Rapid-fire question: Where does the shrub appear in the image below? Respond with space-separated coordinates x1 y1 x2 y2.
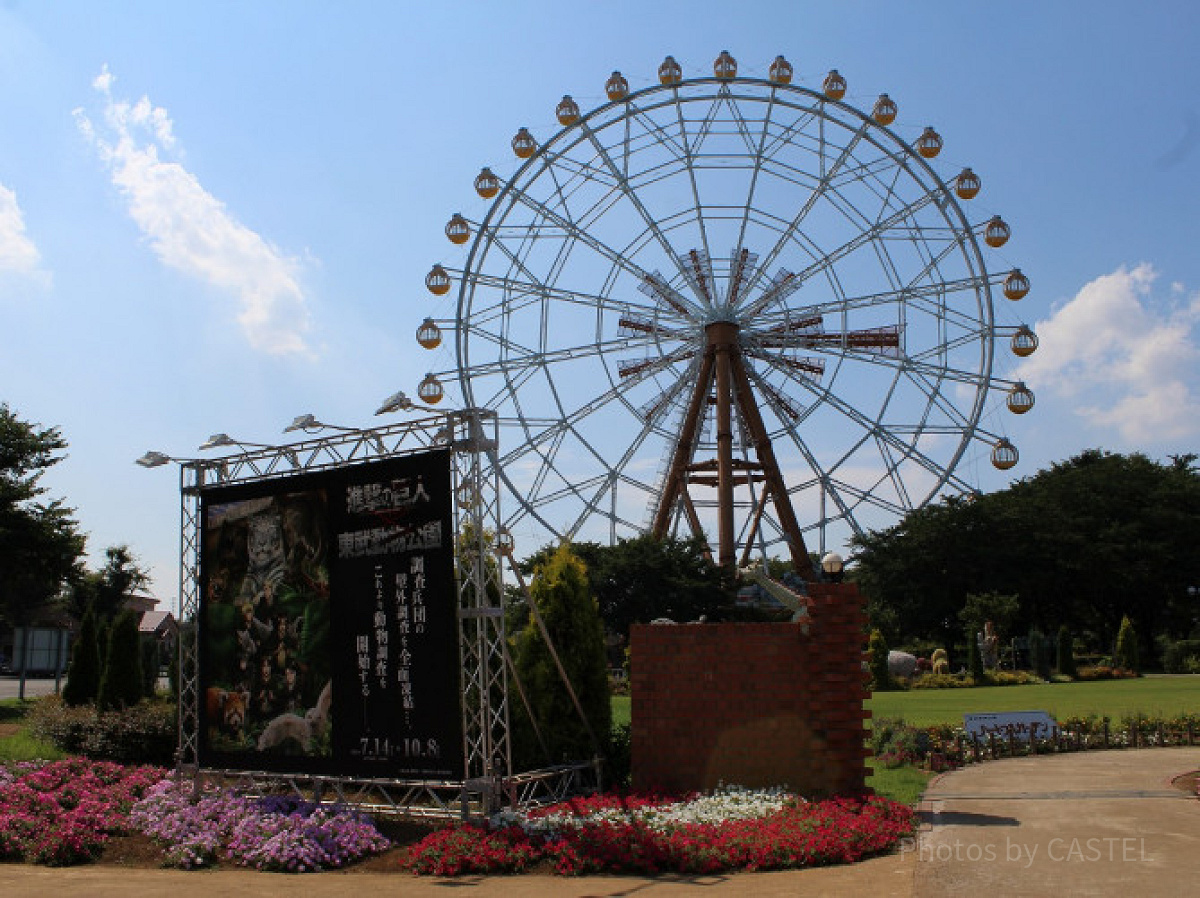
1162 639 1200 674
98 610 144 710
867 629 893 691
511 544 611 769
870 717 930 767
1056 626 1077 678
967 630 985 682
605 722 631 788
1028 627 1052 680
1075 665 1138 681
62 606 101 707
984 670 1044 686
28 696 177 764
910 672 975 689
1114 616 1139 674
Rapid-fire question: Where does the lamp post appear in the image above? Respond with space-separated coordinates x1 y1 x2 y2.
283 414 385 453
820 552 845 583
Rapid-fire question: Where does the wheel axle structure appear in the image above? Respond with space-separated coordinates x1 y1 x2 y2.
402 52 1037 574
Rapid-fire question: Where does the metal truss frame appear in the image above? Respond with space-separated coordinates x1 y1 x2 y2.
173 409 594 818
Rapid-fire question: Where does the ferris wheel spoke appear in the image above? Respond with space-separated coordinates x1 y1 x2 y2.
579 120 698 291
493 178 669 294
463 270 689 324
492 356 686 473
746 122 872 296
766 359 958 490
563 409 662 537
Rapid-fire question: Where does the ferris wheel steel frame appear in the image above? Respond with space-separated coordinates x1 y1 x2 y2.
418 55 1033 573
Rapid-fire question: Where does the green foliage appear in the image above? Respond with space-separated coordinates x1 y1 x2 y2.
1161 639 1200 674
0 403 85 627
519 534 734 641
605 722 632 788
959 592 1020 644
62 605 101 706
1057 625 1077 677
97 609 144 710
27 695 176 764
967 630 985 682
867 629 893 691
1028 627 1052 680
64 544 149 623
910 672 975 689
139 636 160 696
511 544 612 769
0 727 65 762
853 450 1200 657
1114 615 1139 673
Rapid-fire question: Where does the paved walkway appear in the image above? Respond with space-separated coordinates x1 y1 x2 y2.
0 748 1195 896
914 747 1200 897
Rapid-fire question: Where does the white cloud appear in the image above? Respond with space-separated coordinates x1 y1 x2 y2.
0 182 45 277
75 65 311 355
1016 264 1200 442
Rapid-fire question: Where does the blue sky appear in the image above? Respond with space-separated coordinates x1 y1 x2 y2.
2 2 1198 608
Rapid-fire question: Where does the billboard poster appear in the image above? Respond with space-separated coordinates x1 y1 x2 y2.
198 450 463 779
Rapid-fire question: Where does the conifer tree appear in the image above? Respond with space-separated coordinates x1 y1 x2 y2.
867 629 892 691
1115 615 1139 673
62 605 101 706
1056 625 1077 678
511 544 611 768
97 609 144 710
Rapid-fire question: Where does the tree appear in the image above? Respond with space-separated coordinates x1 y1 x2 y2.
511 544 611 768
97 609 144 710
1115 615 1139 673
1028 627 1052 680
853 450 1200 660
1056 625 1077 678
62 605 101 706
0 404 85 626
959 592 1020 649
867 629 892 691
519 535 735 642
66 545 150 623
967 631 985 682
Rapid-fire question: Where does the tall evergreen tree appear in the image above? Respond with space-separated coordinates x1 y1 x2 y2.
1056 625 1077 678
97 609 144 710
511 544 611 768
62 605 101 706
1115 615 1140 673
867 629 892 691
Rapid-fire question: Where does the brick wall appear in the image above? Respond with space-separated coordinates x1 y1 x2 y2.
630 582 870 796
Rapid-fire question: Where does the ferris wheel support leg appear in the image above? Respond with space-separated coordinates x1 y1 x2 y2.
727 345 816 580
651 346 717 540
711 323 738 570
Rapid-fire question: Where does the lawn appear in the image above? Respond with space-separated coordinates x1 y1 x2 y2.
867 674 1200 727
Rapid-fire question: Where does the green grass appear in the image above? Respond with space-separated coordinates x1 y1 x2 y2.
868 675 1200 727
867 759 934 806
0 730 64 762
0 698 63 761
612 694 631 728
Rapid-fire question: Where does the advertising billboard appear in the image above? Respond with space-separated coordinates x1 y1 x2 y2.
198 449 463 779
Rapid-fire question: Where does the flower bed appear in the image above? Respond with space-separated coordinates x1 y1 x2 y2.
873 713 1200 772
129 781 392 871
0 758 166 865
400 785 916 876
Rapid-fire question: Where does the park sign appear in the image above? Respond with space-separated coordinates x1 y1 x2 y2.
197 449 463 779
964 711 1059 742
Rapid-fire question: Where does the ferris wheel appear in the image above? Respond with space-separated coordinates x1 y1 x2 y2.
406 52 1038 573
